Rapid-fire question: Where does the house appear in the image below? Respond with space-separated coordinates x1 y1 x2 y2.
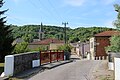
76 42 90 58
70 42 78 55
12 38 24 45
28 38 64 50
90 30 119 60
70 41 90 58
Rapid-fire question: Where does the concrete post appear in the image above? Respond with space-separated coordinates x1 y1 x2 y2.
4 55 14 76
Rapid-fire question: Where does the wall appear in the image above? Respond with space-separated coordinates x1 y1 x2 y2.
4 52 40 76
96 37 110 57
75 42 90 58
71 47 76 54
90 37 95 60
76 47 80 56
76 44 82 57
108 52 120 70
83 42 90 57
114 57 120 80
50 43 64 50
28 44 49 50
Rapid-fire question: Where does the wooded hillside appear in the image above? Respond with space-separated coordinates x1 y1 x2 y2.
11 25 113 43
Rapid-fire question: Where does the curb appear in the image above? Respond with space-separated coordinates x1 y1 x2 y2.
41 60 73 69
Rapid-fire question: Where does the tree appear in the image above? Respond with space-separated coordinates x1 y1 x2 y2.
106 35 120 52
57 44 72 52
57 44 72 60
114 4 120 30
13 42 29 54
0 0 15 62
106 4 120 52
69 37 80 43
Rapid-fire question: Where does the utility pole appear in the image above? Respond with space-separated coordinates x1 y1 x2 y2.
62 22 68 44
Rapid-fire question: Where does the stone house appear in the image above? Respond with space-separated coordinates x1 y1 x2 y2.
12 38 24 45
70 42 90 58
76 42 90 58
28 38 64 50
70 43 78 55
90 30 119 60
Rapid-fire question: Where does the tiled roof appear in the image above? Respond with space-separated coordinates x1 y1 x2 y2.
94 30 119 37
30 38 64 45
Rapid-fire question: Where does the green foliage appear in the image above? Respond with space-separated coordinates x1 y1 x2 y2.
0 0 15 62
10 24 113 43
114 4 120 30
57 44 72 52
106 35 120 52
13 42 30 54
106 4 120 53
69 37 80 43
71 27 113 42
38 47 47 51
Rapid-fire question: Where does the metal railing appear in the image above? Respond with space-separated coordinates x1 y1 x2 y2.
40 50 64 65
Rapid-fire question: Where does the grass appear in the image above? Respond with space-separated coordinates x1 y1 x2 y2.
0 63 4 74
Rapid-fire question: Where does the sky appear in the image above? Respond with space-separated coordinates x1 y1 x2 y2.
2 0 120 29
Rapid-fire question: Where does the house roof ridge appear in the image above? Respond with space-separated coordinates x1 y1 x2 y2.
94 30 119 37
30 38 64 45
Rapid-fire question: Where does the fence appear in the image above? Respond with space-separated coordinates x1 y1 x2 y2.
40 50 64 64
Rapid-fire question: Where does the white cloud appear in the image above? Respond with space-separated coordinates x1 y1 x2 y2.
64 0 86 7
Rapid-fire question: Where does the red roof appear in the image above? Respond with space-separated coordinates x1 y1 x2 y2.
30 38 64 45
94 30 119 37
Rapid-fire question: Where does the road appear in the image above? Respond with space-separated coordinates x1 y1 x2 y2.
29 60 102 80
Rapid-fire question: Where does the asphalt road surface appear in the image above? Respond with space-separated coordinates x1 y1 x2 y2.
29 60 102 80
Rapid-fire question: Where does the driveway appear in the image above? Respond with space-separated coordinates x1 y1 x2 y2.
29 60 101 80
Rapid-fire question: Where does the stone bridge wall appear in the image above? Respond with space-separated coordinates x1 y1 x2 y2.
13 52 40 75
4 52 40 76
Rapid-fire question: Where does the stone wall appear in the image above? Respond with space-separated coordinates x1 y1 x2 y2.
13 52 40 75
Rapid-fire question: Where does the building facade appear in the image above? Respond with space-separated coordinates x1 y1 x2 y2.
90 31 119 60
28 38 64 50
71 42 90 58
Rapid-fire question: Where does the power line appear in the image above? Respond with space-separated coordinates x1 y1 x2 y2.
5 14 27 25
28 0 43 20
29 0 39 9
28 0 52 22
47 0 64 21
28 0 60 23
37 0 61 22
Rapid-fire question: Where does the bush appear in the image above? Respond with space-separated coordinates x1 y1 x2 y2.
57 44 72 60
13 42 30 54
106 4 120 53
57 44 72 52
